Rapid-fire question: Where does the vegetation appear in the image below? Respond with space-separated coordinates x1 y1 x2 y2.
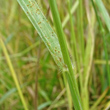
0 0 110 110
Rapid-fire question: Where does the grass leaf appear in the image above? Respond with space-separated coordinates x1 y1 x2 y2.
17 0 64 70
95 0 110 31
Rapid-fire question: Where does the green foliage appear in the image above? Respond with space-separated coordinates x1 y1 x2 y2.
0 0 110 110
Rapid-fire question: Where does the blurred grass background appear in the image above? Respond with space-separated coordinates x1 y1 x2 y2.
0 0 110 110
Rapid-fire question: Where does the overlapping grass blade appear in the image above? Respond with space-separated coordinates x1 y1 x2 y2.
95 0 110 31
17 0 64 70
17 0 83 109
62 1 79 28
91 0 110 90
48 0 83 110
90 87 109 110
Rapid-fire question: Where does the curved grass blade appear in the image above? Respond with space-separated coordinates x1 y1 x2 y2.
17 0 65 70
0 82 28 105
95 0 110 31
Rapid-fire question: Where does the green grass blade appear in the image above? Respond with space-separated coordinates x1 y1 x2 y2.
82 3 95 109
77 0 85 62
63 73 73 110
65 72 82 110
0 82 28 105
38 101 51 110
95 0 110 31
62 1 79 28
67 0 83 91
17 0 64 70
48 0 83 110
17 0 83 109
0 38 28 110
90 87 109 110
0 41 39 60
91 0 110 90
0 88 17 105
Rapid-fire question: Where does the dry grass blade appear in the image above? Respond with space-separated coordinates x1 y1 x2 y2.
90 87 109 110
0 36 28 110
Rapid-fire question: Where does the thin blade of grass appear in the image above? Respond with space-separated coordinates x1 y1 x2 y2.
90 87 109 110
77 0 85 62
91 0 110 91
95 0 110 31
0 82 28 105
48 0 83 110
82 2 95 109
38 101 51 110
62 1 79 28
0 37 28 110
67 0 83 91
67 0 83 109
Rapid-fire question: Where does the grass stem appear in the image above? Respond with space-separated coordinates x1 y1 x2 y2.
48 0 83 109
91 0 110 90
0 37 28 110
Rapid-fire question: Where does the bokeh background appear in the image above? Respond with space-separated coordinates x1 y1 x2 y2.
0 0 110 110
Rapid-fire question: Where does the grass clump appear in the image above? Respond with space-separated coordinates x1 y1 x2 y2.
0 0 110 110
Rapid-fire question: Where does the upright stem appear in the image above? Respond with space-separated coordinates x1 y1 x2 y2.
91 0 110 90
34 40 41 110
48 0 83 110
77 0 85 62
67 0 83 92
62 72 72 110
